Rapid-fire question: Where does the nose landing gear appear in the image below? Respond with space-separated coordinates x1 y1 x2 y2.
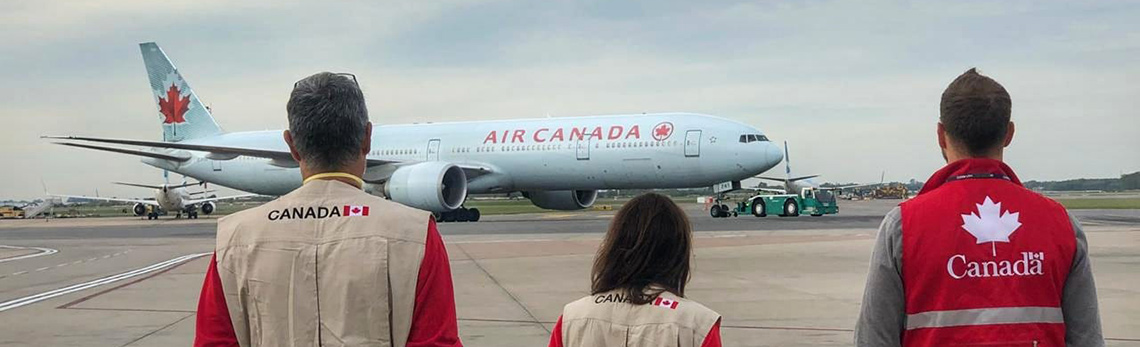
708 194 734 218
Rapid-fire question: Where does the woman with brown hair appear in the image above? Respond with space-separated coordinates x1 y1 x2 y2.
547 193 722 347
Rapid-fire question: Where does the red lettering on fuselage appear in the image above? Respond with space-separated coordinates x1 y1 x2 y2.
607 126 623 140
481 125 644 144
589 126 603 140
570 128 585 141
533 128 549 143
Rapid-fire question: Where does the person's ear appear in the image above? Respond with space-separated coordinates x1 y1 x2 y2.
361 122 373 155
1003 121 1015 148
283 130 302 162
937 123 948 150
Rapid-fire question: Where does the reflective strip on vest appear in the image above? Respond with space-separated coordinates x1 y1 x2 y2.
906 307 1063 330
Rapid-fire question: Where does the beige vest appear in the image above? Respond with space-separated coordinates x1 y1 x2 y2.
561 290 721 347
215 180 429 347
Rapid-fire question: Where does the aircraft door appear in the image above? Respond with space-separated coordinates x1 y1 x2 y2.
427 139 440 161
684 130 701 157
576 136 590 160
212 160 222 172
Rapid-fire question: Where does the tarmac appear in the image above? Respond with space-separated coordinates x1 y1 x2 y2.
0 199 1137 346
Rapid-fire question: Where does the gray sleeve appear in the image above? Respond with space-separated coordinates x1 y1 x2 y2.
855 207 906 347
1062 213 1105 347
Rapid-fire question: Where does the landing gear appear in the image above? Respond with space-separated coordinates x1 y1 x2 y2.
709 203 731 218
147 212 158 220
188 211 199 219
435 207 481 223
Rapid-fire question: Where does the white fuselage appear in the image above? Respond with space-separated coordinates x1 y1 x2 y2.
143 113 783 197
154 187 190 212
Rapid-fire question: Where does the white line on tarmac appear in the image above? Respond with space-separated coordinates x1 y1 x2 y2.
0 252 209 312
0 245 58 263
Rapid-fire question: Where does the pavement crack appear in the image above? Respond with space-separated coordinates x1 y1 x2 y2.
455 244 550 333
120 312 194 347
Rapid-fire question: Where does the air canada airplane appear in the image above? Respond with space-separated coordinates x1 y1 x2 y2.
52 179 254 219
46 42 784 222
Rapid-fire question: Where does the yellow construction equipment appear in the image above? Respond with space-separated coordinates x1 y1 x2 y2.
0 206 26 219
873 184 910 199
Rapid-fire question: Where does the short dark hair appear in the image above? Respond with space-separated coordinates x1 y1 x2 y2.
591 193 692 305
940 68 1012 155
286 72 369 171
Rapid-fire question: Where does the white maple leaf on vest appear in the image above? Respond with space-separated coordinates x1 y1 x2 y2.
961 196 1022 256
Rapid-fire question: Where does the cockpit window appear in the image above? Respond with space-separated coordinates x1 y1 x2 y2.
740 134 770 143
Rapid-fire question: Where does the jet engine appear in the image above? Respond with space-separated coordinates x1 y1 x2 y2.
384 162 468 212
201 201 216 215
524 190 598 210
132 203 147 216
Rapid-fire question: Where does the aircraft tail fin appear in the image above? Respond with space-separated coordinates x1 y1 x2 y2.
139 42 223 142
784 141 791 180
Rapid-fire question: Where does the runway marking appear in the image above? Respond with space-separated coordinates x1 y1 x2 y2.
0 250 132 279
538 213 576 220
0 245 58 263
58 253 202 310
0 252 208 312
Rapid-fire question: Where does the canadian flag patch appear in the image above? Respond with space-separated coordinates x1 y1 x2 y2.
345 205 370 217
653 297 679 310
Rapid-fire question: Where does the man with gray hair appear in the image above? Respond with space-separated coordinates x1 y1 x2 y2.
193 72 463 347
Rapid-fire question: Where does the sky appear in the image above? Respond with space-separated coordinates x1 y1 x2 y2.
1 1 1138 200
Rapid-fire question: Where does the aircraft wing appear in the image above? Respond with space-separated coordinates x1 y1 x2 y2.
47 135 495 183
49 194 158 206
185 193 260 205
52 142 191 162
44 135 403 168
818 183 883 191
742 187 788 194
755 175 819 182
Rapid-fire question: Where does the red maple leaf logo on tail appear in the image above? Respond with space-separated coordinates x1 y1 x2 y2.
159 83 190 124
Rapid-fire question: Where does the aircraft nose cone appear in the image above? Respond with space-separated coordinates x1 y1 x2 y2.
766 143 783 169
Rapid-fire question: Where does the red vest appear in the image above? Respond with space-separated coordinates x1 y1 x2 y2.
900 159 1074 347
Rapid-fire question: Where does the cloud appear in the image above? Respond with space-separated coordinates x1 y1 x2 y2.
1 1 1138 199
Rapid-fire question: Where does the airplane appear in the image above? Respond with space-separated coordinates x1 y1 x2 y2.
51 177 254 219
45 42 785 222
753 141 881 195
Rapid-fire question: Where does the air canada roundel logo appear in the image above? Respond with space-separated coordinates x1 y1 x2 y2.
652 122 674 141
